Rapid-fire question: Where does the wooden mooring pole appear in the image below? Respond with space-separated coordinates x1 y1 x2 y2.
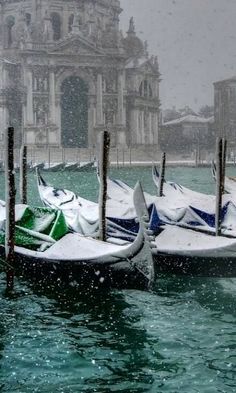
158 152 166 197
19 145 27 204
215 138 223 236
5 127 15 290
98 130 110 242
221 138 227 194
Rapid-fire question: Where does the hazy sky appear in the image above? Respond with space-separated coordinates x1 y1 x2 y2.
120 0 236 111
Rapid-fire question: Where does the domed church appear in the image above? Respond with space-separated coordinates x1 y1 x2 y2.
0 0 160 148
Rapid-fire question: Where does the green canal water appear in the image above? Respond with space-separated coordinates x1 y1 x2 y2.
0 166 236 392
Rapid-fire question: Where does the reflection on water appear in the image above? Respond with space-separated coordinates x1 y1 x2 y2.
0 167 235 392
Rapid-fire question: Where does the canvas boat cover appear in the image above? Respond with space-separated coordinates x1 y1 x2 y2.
0 204 68 251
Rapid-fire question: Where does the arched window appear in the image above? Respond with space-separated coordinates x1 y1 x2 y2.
5 15 15 47
139 80 153 98
51 12 61 40
26 13 31 26
68 14 74 32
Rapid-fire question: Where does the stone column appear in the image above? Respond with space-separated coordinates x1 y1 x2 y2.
0 65 7 89
153 112 159 145
25 69 34 124
0 105 9 141
55 92 61 145
88 96 96 147
139 111 144 144
0 67 8 139
49 70 56 124
135 110 140 144
0 63 9 139
96 73 103 125
117 70 125 125
154 80 159 98
149 112 153 144
62 11 69 37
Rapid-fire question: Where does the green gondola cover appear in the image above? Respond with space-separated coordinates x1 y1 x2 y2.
0 206 69 250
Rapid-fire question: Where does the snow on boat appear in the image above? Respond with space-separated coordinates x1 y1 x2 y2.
76 161 96 172
152 164 217 207
36 170 158 241
64 162 79 172
0 183 148 286
148 223 236 277
64 161 95 172
43 162 66 172
152 165 236 236
37 167 236 240
28 162 45 172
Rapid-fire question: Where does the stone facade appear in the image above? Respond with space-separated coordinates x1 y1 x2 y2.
0 0 160 148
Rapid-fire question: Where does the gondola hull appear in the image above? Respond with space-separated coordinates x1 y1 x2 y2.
0 245 148 289
76 162 95 172
43 163 66 172
0 247 148 289
150 225 236 278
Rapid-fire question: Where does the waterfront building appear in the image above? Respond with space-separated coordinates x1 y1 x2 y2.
0 0 160 148
214 77 236 147
160 114 214 155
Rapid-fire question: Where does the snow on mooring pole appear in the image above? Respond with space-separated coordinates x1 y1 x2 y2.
19 145 27 204
98 130 110 242
215 138 223 236
5 127 16 290
158 152 166 197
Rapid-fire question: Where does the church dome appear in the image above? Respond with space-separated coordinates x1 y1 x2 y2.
122 35 144 57
122 17 144 57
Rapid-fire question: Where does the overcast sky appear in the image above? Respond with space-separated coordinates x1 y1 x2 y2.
120 0 236 111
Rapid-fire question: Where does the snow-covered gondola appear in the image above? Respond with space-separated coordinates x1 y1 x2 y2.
36 169 158 241
28 162 45 172
37 166 236 240
64 161 95 172
152 164 216 205
152 165 236 234
76 161 95 172
43 162 66 172
64 162 79 172
36 164 236 241
148 224 236 277
0 183 148 286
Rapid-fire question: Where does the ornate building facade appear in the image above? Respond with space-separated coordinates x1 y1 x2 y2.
0 0 160 148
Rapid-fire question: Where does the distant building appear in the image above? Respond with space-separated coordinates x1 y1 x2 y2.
0 0 161 148
160 115 214 154
214 77 236 146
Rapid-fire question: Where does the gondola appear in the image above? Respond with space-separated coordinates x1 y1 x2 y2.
0 183 148 287
75 161 96 172
152 165 236 235
152 164 217 205
64 162 80 172
38 163 236 237
36 167 236 239
148 223 236 277
43 162 66 172
28 162 45 172
36 169 158 241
